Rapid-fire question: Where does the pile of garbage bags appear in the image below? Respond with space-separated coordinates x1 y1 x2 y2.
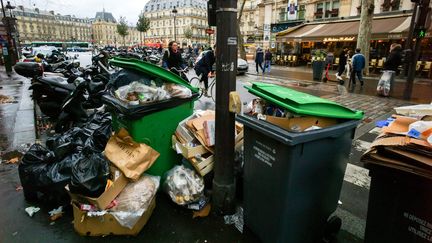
19 112 112 205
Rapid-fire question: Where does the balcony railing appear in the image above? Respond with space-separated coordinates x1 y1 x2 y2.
278 11 306 22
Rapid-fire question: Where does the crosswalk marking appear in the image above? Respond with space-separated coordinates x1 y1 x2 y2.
344 163 371 189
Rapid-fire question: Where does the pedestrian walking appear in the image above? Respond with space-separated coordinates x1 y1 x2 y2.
336 47 349 84
350 48 366 86
263 49 272 73
255 47 264 74
377 43 402 96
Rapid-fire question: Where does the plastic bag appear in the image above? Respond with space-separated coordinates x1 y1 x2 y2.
115 81 171 104
165 84 192 99
69 150 110 198
111 175 160 229
163 165 205 205
109 69 154 89
377 70 394 97
18 144 77 203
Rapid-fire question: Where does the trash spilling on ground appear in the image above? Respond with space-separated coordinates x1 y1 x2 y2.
25 206 40 217
164 165 204 206
18 112 112 205
172 110 243 177
48 206 64 221
224 207 244 234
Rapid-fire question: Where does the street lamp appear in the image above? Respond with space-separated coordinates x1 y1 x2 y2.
172 6 177 41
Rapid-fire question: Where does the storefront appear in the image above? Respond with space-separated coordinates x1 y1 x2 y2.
275 15 431 65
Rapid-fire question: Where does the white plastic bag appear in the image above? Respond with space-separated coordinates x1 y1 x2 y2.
163 165 205 205
377 70 394 97
110 174 160 229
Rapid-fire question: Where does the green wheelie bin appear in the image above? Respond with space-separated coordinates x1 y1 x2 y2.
237 82 363 243
102 57 199 177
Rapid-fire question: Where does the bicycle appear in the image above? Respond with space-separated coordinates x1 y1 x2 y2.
169 67 216 101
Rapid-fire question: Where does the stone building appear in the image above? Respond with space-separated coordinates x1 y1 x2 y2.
12 5 92 44
143 0 208 46
92 10 141 47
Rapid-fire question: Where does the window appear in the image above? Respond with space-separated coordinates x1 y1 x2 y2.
298 5 306 20
315 1 339 19
315 3 324 19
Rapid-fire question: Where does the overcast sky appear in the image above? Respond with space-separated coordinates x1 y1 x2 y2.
12 0 150 25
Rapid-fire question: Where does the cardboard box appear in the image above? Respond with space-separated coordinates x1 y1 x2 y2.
172 135 209 159
188 153 214 177
67 166 129 210
72 196 156 236
263 115 338 131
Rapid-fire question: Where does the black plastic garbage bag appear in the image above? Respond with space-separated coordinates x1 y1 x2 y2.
85 121 112 153
18 144 76 204
108 68 153 90
46 127 84 160
69 149 110 198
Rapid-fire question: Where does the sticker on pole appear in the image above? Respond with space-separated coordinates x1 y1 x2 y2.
227 37 237 46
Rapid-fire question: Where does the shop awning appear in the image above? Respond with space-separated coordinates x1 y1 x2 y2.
276 15 420 42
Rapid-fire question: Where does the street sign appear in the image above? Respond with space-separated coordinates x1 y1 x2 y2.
206 28 215 35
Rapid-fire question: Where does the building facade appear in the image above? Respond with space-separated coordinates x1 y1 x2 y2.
92 10 141 47
12 6 92 44
238 0 260 46
143 0 208 46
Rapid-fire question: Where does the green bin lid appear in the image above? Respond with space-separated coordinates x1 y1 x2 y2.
245 82 364 120
109 57 199 93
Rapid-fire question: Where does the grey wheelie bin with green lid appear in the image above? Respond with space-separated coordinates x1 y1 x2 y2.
237 82 364 243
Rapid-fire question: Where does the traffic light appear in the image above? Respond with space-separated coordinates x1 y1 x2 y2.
414 28 427 38
208 0 216 27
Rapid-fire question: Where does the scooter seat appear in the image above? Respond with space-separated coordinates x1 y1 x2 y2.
38 76 76 91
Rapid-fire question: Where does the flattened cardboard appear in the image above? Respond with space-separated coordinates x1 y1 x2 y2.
67 166 129 210
72 197 156 236
264 115 338 131
382 115 417 135
172 135 209 159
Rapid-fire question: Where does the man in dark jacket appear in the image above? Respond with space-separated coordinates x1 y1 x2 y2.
384 43 402 72
162 41 185 75
263 49 272 73
255 47 264 74
336 47 349 81
194 47 215 95
351 48 366 86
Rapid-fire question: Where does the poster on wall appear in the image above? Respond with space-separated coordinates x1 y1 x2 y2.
263 24 271 43
288 0 298 20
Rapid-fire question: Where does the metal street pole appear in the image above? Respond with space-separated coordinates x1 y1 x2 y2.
403 0 430 100
403 3 418 77
172 7 177 41
213 0 237 215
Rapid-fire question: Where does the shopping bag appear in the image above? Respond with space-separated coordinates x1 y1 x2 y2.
104 128 160 181
377 70 394 97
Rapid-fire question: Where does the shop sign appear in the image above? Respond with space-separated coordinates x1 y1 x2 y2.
388 33 403 39
323 37 355 42
246 36 255 43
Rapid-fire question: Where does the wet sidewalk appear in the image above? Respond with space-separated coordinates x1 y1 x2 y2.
0 67 35 152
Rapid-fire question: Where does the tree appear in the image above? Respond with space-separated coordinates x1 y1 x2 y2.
237 0 247 60
356 0 374 75
117 16 129 47
184 27 193 45
136 12 150 46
